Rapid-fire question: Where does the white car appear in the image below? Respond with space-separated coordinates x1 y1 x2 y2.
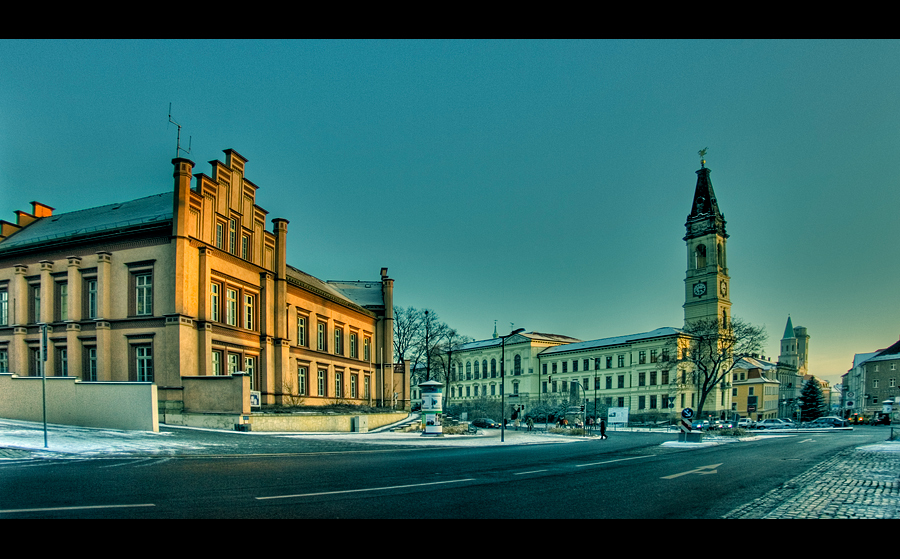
738 418 755 428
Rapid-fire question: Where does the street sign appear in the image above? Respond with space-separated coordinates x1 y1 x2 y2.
681 407 694 420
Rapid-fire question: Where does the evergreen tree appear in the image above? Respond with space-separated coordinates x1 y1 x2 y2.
799 376 826 421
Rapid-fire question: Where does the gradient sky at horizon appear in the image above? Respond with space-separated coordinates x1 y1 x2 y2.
2 39 898 387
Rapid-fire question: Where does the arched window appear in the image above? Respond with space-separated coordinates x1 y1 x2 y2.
466 361 471 380
695 244 707 268
482 360 488 379
491 358 497 377
514 354 522 375
474 360 480 379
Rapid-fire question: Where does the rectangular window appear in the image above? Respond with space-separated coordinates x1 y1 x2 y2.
244 356 256 390
572 360 578 372
334 328 343 356
606 356 612 369
135 274 152 316
228 353 239 375
606 375 612 389
0 349 8 373
226 288 238 326
86 278 98 319
56 348 68 376
639 351 646 364
297 316 307 346
0 289 7 326
639 372 646 386
298 366 308 395
618 355 625 368
216 222 224 249
349 333 357 359
241 234 250 260
351 374 358 398
335 371 343 399
229 218 237 254
136 345 153 382
639 395 646 409
650 349 658 363
364 376 370 400
650 371 657 385
318 369 326 397
57 282 68 322
210 283 220 322
212 350 222 375
661 370 669 385
364 337 370 361
618 375 625 388
244 294 254 330
317 323 326 352
30 284 41 323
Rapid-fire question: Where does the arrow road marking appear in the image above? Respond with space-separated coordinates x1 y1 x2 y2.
661 463 723 480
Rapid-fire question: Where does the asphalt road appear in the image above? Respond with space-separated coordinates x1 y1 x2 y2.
0 427 888 518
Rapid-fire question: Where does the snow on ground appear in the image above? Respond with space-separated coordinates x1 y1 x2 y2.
3 417 898 457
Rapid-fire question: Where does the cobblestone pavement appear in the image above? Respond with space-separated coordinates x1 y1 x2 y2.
724 445 900 519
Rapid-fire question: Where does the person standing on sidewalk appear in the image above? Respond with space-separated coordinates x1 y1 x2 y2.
600 418 607 439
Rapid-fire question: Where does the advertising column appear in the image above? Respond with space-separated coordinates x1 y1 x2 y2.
419 380 443 436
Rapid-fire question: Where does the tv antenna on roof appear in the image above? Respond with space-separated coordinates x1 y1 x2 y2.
168 103 192 159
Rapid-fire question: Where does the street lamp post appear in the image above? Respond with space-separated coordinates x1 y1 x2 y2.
501 327 525 442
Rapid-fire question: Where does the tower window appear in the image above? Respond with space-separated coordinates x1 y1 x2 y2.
695 244 707 268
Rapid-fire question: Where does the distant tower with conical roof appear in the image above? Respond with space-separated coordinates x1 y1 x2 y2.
779 315 810 376
683 149 732 327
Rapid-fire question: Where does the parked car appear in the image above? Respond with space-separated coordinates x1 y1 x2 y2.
738 418 755 429
472 418 500 429
691 420 710 430
755 418 789 429
805 416 849 428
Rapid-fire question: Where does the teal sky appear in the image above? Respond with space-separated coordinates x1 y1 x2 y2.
2 40 898 387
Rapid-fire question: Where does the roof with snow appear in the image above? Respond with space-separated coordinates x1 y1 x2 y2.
735 356 779 370
458 332 582 352
0 192 172 255
540 327 683 356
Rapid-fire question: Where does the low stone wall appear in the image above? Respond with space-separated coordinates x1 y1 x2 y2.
163 411 409 432
0 373 159 432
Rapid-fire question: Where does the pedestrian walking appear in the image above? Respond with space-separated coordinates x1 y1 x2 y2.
527 417 534 431
600 418 607 439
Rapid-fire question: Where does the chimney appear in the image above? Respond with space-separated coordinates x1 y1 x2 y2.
172 157 194 238
31 202 54 218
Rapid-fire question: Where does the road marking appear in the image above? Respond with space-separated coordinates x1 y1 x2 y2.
576 455 655 468
661 463 722 479
256 478 476 500
798 438 815 444
0 503 155 514
514 470 549 475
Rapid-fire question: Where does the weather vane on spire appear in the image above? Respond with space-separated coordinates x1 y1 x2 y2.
698 147 708 168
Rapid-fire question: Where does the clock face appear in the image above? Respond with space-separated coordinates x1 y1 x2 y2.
693 282 707 297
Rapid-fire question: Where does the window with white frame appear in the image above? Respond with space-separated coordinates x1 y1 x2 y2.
135 345 153 382
244 294 254 330
210 283 220 322
134 273 153 316
226 288 238 326
297 315 307 346
298 366 307 395
318 369 326 396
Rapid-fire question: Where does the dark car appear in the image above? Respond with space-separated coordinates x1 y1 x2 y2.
472 418 500 429
806 416 849 428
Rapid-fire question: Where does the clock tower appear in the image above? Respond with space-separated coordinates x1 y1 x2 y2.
683 153 731 327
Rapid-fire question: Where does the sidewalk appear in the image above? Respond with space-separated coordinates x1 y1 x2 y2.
724 442 900 519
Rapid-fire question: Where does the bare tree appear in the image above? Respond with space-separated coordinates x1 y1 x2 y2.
393 305 423 373
671 316 767 419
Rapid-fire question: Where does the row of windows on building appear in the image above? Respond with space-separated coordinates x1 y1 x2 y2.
295 365 371 400
451 350 673 381
0 273 152 326
294 314 372 361
0 343 153 382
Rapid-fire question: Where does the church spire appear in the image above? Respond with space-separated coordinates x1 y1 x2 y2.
685 149 727 241
783 315 795 339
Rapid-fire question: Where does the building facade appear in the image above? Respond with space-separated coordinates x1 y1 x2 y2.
445 160 741 422
0 149 406 420
732 357 781 421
